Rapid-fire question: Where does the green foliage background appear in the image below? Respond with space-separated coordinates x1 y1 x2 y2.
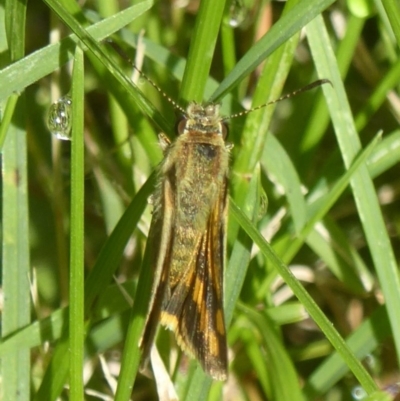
1 0 400 400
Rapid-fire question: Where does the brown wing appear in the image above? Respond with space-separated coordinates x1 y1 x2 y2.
159 178 228 380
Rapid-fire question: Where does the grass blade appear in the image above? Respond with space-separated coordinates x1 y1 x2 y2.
69 47 85 401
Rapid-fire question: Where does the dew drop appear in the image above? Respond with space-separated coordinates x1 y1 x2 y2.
351 385 367 400
47 96 72 140
228 0 247 28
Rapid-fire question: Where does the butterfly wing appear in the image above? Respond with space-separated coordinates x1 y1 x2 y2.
160 176 228 380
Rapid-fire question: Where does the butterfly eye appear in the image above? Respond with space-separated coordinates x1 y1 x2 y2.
177 119 187 136
221 123 229 139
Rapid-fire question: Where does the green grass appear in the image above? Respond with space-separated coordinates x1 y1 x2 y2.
1 0 400 400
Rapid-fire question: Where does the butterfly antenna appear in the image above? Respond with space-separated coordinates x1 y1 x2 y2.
223 79 331 121
105 39 186 115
